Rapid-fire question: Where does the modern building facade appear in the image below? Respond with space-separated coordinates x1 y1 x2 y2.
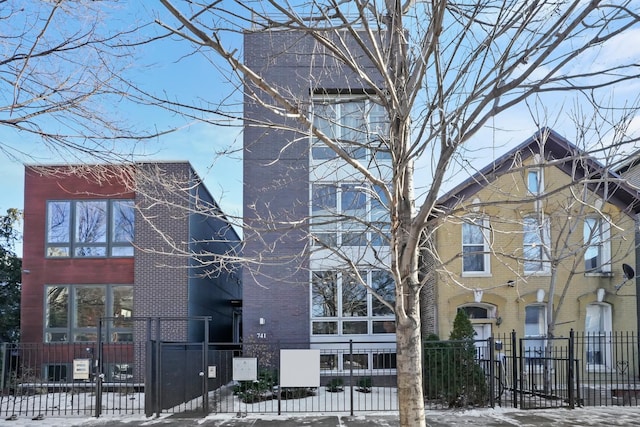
431 129 640 368
21 162 242 353
243 30 396 372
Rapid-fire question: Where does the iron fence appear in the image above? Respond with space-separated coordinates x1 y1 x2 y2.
2 331 640 418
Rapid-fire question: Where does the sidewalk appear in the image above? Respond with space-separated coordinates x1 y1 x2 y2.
6 407 640 426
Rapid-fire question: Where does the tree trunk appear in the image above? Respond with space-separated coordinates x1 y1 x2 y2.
396 294 426 427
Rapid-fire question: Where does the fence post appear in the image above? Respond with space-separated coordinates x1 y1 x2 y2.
145 318 153 417
0 342 6 391
488 336 495 408
511 330 518 409
568 329 575 409
155 317 161 418
95 319 103 418
202 318 210 414
349 339 354 417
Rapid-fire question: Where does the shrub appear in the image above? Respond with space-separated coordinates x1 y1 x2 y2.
325 377 344 392
423 311 488 407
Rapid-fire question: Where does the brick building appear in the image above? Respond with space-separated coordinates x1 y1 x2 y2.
21 162 242 354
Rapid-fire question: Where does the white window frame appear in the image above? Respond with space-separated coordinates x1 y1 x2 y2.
524 304 547 369
310 96 389 163
310 183 389 248
523 215 550 274
461 216 491 276
527 168 543 195
585 303 613 372
310 269 395 338
584 215 611 274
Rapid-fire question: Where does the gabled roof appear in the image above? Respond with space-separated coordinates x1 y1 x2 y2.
437 127 640 216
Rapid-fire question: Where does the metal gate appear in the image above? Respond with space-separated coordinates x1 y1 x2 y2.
516 336 575 409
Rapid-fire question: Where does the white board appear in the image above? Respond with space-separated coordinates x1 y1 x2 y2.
280 349 320 387
233 357 258 381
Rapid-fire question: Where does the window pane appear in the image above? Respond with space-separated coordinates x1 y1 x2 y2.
341 184 366 216
373 320 396 333
312 184 337 214
373 352 396 369
463 245 485 272
524 306 545 336
75 246 107 257
340 101 366 145
74 287 105 328
584 218 602 271
75 201 107 243
462 222 484 244
312 271 337 317
47 201 71 243
343 321 368 334
112 200 134 243
46 286 68 328
111 246 134 257
528 170 540 194
112 286 133 328
320 354 338 370
371 270 394 316
343 354 368 370
47 247 70 257
342 271 367 317
312 321 337 335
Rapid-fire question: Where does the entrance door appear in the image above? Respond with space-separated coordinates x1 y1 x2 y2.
473 323 492 361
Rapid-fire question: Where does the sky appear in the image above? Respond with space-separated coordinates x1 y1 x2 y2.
2 1 640 257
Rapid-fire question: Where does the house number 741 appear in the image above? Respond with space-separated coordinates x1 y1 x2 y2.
256 332 267 339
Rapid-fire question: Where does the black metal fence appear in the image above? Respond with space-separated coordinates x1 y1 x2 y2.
1 331 639 418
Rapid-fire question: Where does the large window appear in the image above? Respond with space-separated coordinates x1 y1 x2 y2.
523 216 550 273
311 270 395 336
311 97 389 161
585 303 612 370
44 285 133 343
310 183 389 247
46 200 134 257
584 216 611 274
462 217 490 274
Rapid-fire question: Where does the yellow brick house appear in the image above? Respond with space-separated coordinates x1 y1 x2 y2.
429 128 640 371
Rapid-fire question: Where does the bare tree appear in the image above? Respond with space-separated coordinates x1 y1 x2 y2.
0 0 169 162
139 2 640 425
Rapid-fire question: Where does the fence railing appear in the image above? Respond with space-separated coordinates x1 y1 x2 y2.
1 331 639 418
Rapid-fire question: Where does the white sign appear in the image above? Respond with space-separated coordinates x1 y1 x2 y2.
208 365 217 379
280 349 320 387
233 357 258 381
73 359 91 380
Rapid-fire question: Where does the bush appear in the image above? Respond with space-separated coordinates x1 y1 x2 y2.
356 377 372 393
233 369 277 403
423 311 488 407
325 377 344 392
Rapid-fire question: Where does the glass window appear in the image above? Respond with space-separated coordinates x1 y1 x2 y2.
528 170 541 194
46 200 134 258
373 352 396 369
311 270 395 336
462 217 489 273
524 305 546 366
311 271 337 317
310 97 389 162
584 217 611 273
371 270 394 316
342 271 367 317
320 354 338 370
585 303 612 368
44 284 133 343
523 216 549 273
343 353 368 370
